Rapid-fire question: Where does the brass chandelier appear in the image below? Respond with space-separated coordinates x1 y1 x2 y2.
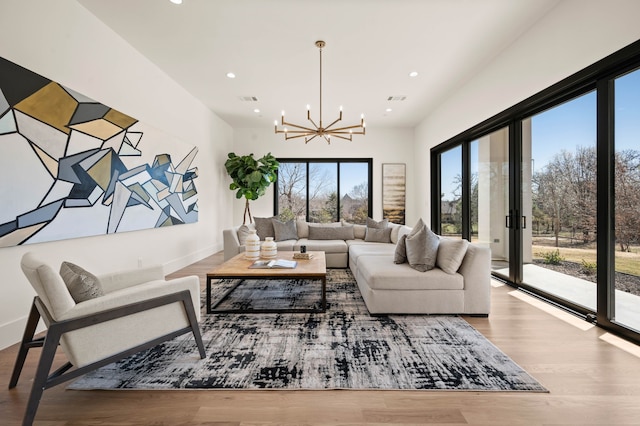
274 40 365 144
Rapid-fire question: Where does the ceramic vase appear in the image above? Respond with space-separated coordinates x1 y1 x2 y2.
261 237 277 259
244 230 261 260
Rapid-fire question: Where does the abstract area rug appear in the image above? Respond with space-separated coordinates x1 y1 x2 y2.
69 269 547 392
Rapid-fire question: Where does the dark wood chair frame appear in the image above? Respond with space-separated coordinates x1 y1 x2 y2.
8 290 207 426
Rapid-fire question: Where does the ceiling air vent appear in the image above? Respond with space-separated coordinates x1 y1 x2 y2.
387 96 407 101
238 96 259 102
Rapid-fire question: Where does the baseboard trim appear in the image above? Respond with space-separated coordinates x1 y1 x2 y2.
0 314 46 351
163 245 220 274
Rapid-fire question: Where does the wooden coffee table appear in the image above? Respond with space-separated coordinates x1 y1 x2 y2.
206 251 327 314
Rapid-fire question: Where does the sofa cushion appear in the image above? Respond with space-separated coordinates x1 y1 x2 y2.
273 219 298 241
357 256 464 291
59 261 105 303
405 224 439 272
437 237 469 274
390 224 411 244
365 227 392 243
294 238 348 253
308 224 354 240
254 216 276 240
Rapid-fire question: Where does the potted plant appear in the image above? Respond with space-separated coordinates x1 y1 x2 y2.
224 152 279 224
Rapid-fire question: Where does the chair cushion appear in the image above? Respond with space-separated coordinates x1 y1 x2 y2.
60 261 105 303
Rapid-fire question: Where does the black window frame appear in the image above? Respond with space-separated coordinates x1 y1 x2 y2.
273 158 373 223
430 38 640 345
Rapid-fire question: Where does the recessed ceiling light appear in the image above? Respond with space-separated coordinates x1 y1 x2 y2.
253 109 260 113
409 71 418 77
169 0 183 4
226 72 236 79
386 108 393 112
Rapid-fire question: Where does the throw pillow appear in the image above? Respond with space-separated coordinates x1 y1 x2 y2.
405 225 439 272
272 219 298 241
366 217 388 229
237 224 255 245
254 216 276 240
296 218 309 238
341 220 367 239
308 224 355 240
365 227 392 243
437 238 469 274
393 218 426 264
394 234 408 264
59 261 105 303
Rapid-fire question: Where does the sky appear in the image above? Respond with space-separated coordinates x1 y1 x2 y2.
441 67 640 200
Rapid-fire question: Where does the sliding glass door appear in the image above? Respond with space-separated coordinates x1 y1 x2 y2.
470 127 511 278
613 68 640 333
522 91 598 312
431 40 640 343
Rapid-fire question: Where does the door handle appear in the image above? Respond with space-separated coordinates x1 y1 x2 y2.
505 211 513 229
522 215 527 229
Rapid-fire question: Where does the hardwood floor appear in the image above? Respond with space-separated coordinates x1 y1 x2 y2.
3 252 640 425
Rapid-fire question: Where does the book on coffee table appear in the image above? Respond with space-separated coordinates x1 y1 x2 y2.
249 259 298 269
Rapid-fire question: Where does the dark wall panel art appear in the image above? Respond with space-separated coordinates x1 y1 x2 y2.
0 57 199 247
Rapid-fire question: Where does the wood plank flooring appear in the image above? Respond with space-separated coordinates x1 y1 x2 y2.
2 252 640 425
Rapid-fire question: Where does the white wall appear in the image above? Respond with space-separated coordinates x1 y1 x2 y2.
0 0 234 349
414 0 640 223
232 127 416 225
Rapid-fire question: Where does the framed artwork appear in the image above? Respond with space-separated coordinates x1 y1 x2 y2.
0 56 199 247
382 163 406 225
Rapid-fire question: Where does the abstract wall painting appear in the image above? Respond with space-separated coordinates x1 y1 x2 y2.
382 163 406 225
0 56 199 248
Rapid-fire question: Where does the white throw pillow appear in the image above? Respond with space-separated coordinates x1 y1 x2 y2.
437 238 469 274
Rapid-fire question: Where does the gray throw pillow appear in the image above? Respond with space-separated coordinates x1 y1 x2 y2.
254 216 275 240
272 219 298 241
393 218 426 264
405 225 439 272
59 261 104 303
308 224 355 240
366 217 388 229
394 234 408 264
437 238 469 274
365 227 392 243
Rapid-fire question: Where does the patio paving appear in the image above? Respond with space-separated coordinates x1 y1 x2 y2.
494 264 640 332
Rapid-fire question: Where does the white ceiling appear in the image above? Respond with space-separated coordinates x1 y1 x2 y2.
77 0 560 130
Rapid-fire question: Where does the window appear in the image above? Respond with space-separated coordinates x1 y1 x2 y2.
275 159 372 224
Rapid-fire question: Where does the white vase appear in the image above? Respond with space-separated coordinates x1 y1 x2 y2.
244 230 261 260
261 237 277 259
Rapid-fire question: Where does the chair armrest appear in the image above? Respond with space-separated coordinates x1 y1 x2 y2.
98 265 165 294
59 275 200 321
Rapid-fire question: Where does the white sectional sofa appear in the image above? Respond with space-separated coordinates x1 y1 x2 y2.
222 218 490 315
